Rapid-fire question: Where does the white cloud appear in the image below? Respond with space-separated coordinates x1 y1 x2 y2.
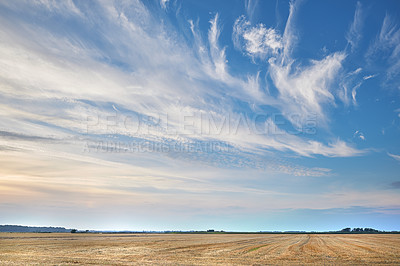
367 14 400 83
281 0 300 62
270 52 346 128
0 0 366 190
208 14 228 80
378 15 400 55
353 130 366 141
244 0 258 21
363 74 377 80
338 68 365 106
268 0 350 128
388 153 400 162
350 67 362 75
160 0 169 10
232 16 249 51
1 0 83 18
234 0 351 130
351 82 362 106
338 84 350 106
346 1 364 51
233 16 282 60
243 25 283 57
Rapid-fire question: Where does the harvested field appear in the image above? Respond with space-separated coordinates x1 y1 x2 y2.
1 233 400 265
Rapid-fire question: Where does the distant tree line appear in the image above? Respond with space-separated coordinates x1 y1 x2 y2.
340 227 380 233
0 225 70 233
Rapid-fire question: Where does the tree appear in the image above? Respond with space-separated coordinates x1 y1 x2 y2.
364 228 378 233
71 229 77 233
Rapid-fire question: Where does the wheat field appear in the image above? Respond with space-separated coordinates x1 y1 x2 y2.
1 233 400 265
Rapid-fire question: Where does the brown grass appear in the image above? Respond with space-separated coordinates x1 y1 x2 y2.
1 233 400 265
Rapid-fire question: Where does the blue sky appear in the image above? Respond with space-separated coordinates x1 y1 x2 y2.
0 0 399 231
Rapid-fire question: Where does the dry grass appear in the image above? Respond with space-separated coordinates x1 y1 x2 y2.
1 233 400 265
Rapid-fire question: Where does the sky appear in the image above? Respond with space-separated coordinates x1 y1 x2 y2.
0 0 399 232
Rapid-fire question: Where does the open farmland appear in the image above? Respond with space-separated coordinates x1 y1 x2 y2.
1 233 400 265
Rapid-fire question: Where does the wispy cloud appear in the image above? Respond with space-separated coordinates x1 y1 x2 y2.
367 13 400 84
244 0 259 22
351 82 362 106
233 0 354 131
160 0 169 10
346 1 364 51
281 0 302 62
0 0 366 195
353 130 366 141
338 68 365 107
388 153 400 162
208 14 229 81
270 52 346 128
363 74 377 80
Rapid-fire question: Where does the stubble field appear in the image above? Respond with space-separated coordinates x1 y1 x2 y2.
1 233 400 265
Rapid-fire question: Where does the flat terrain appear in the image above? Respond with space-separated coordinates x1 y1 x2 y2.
1 233 400 265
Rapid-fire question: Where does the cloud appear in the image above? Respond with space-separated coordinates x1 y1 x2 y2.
0 130 57 142
208 14 228 80
367 14 400 84
338 84 350 106
189 2 363 159
160 0 169 10
346 1 364 51
233 1 350 130
353 130 366 141
350 68 362 75
338 68 365 107
363 74 377 80
0 0 83 18
234 0 300 62
270 52 346 128
281 0 302 62
244 0 258 21
232 16 250 51
233 16 283 59
244 26 282 56
351 82 362 106
388 153 400 162
0 0 366 195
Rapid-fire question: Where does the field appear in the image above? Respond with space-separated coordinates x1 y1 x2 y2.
1 233 400 265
